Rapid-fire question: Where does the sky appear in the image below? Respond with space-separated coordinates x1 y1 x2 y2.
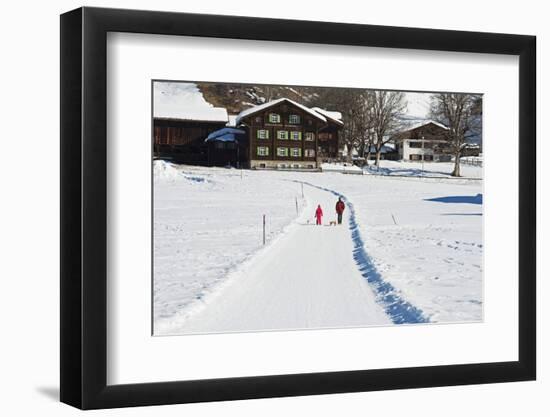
403 92 432 119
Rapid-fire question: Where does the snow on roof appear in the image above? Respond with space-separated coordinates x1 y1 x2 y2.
311 107 344 125
406 120 449 131
235 98 327 125
226 115 238 127
154 82 228 122
205 127 246 142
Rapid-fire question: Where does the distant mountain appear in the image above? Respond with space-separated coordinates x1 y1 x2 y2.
197 82 323 115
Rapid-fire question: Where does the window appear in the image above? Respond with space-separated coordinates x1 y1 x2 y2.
257 129 269 139
408 140 422 148
305 132 315 141
304 149 315 158
277 147 289 157
269 113 281 123
277 130 289 140
423 154 434 161
257 146 269 156
289 114 301 124
409 154 421 161
290 131 302 141
290 148 302 158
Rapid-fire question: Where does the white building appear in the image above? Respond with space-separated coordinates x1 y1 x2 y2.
393 121 452 162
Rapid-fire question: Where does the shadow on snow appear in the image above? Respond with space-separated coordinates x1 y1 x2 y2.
364 166 452 177
425 194 483 205
294 180 429 325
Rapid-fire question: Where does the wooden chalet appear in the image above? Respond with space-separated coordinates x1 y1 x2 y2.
235 98 343 169
391 121 452 162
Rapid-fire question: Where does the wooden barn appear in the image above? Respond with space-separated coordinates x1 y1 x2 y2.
234 98 343 169
153 109 229 165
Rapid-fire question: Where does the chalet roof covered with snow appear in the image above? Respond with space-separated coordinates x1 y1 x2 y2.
154 82 228 123
235 98 328 125
311 107 344 126
405 120 449 132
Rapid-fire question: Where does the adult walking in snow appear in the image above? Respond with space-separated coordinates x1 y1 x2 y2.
315 204 323 226
335 197 345 225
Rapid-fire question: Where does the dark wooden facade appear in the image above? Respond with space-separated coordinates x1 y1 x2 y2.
317 124 341 161
238 100 341 169
153 118 227 165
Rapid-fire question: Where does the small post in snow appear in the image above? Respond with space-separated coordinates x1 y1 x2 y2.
301 182 304 198
263 214 266 245
295 197 299 215
391 213 397 225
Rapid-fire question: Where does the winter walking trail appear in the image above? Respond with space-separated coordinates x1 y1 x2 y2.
163 182 402 335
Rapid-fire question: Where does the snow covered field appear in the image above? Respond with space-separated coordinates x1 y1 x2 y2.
364 160 483 179
154 161 483 335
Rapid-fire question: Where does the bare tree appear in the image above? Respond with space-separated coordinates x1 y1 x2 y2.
355 104 375 166
430 93 481 177
370 91 407 167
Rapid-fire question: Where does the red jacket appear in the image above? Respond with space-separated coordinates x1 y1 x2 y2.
336 201 345 214
315 206 323 218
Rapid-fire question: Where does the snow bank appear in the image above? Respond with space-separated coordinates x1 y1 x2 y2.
153 160 182 182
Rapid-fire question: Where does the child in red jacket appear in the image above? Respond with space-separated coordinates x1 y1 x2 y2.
315 205 323 225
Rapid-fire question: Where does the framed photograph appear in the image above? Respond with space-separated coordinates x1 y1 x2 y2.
60 6 536 409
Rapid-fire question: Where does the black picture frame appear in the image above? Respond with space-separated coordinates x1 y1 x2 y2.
60 6 536 410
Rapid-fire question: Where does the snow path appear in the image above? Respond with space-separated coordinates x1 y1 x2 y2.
159 182 392 335
299 181 429 324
